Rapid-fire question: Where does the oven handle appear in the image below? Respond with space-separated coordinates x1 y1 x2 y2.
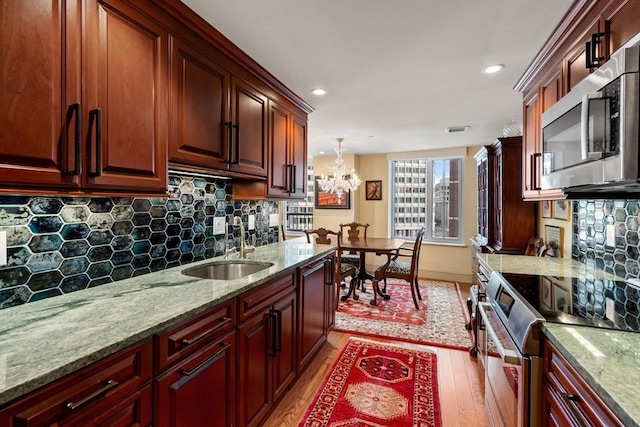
580 92 602 160
478 302 522 366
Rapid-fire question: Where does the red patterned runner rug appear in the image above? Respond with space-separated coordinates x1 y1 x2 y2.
299 338 442 427
335 279 472 351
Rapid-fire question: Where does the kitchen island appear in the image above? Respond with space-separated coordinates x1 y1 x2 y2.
0 237 334 410
478 253 640 427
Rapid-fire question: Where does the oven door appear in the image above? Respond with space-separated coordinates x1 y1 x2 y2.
479 302 524 427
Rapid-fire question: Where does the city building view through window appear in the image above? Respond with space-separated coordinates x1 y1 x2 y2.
391 158 461 242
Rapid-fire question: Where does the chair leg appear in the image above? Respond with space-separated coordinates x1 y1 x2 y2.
415 277 422 300
382 278 387 293
409 279 420 309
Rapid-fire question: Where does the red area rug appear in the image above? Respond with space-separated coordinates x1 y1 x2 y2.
299 338 442 427
338 282 427 325
335 279 472 350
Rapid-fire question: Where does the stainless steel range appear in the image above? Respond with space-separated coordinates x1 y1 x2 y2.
477 270 640 427
478 272 544 427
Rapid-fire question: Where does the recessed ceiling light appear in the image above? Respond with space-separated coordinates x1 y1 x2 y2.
483 64 504 74
319 151 325 155
446 125 470 133
311 88 328 96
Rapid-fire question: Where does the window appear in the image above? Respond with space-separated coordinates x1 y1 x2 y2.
390 157 462 243
283 165 315 232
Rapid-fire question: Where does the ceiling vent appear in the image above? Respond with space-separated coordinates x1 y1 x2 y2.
446 125 470 133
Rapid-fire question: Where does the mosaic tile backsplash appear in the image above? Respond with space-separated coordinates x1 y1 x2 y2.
0 174 279 309
572 199 640 330
572 200 640 278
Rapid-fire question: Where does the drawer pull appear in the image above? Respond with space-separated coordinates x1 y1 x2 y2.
560 392 590 427
180 342 231 376
65 379 119 411
180 316 232 346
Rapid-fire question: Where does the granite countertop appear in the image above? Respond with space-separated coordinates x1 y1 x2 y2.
0 237 334 406
477 253 639 426
477 253 621 281
544 324 640 427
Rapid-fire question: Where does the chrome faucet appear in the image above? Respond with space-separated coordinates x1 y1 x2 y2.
231 216 255 258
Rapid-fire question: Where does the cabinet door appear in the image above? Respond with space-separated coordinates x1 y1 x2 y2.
84 0 167 193
298 258 328 372
0 0 82 190
272 291 297 403
229 77 268 177
564 20 600 91
237 309 272 427
168 36 231 171
602 0 640 56
267 101 291 197
522 91 539 199
155 331 236 427
290 113 308 197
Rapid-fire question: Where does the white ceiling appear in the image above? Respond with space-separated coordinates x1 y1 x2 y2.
182 0 574 158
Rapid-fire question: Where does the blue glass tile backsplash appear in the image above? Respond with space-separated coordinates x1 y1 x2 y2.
572 200 640 279
0 173 280 309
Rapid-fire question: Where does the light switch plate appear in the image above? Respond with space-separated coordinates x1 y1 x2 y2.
213 217 225 235
606 224 616 246
248 215 255 231
0 231 6 267
269 213 279 226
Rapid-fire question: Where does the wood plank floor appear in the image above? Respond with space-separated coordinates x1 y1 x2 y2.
263 283 488 427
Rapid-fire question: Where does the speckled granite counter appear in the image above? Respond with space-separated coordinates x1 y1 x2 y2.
0 237 334 406
477 253 621 281
477 253 639 426
544 324 640 427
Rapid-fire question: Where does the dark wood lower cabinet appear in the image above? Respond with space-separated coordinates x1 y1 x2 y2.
237 289 297 427
0 254 334 427
155 330 236 427
298 257 329 372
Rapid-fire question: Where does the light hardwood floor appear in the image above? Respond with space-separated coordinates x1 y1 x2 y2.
263 283 488 427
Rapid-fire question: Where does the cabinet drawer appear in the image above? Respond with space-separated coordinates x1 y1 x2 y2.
237 273 296 322
544 340 624 427
0 339 152 427
155 299 236 372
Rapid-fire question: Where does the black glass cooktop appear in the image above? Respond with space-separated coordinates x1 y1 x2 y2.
499 272 640 333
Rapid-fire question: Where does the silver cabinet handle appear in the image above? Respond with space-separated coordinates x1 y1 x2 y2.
180 341 231 376
180 316 232 346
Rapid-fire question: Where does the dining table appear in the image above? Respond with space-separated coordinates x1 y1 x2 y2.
337 236 406 305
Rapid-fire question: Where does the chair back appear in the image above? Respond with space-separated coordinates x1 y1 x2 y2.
304 228 340 245
339 222 369 241
408 227 426 280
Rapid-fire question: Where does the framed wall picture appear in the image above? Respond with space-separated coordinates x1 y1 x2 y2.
314 176 350 209
365 180 382 200
553 200 570 220
541 200 552 218
545 225 563 257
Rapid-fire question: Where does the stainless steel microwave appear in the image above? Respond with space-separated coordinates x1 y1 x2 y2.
541 43 640 196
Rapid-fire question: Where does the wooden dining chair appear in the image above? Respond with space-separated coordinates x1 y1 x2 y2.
370 227 425 309
339 222 370 290
304 228 359 293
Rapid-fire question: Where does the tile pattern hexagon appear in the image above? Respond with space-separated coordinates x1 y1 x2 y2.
0 174 280 309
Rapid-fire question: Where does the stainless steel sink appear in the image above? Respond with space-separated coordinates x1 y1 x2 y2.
181 260 273 280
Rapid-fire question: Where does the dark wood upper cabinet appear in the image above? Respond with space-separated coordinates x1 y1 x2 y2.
168 36 231 172
0 0 82 190
229 77 268 177
516 0 640 201
83 0 168 193
0 0 168 195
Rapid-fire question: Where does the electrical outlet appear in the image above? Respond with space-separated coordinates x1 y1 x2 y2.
248 215 255 231
606 224 616 246
605 298 616 320
269 213 279 226
213 217 225 235
0 231 6 267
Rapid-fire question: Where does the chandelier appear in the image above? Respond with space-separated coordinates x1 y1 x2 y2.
317 137 362 204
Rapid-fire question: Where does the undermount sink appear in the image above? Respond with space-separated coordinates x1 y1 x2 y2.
181 260 274 280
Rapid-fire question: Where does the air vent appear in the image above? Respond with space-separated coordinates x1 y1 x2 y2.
445 126 470 133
